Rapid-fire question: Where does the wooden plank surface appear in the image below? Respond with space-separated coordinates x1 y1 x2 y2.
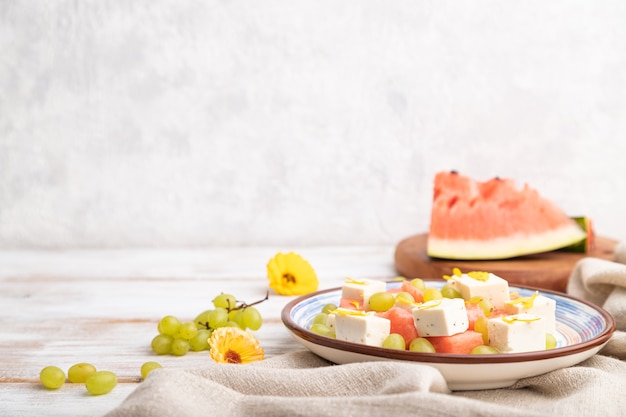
0 247 396 417
394 233 618 292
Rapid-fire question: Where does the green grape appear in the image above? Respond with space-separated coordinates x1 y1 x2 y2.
441 284 462 299
158 315 181 336
228 309 246 329
395 291 415 303
40 366 66 389
466 296 494 316
213 293 237 309
478 298 495 317
321 303 337 314
474 316 489 345
85 371 117 395
208 308 229 329
382 333 406 350
67 363 96 383
310 323 335 338
423 287 443 302
471 345 499 354
410 278 426 290
193 310 211 329
177 321 198 340
151 334 174 355
225 320 243 329
140 361 163 379
546 333 557 350
312 313 328 326
242 307 263 331
189 329 212 351
368 292 395 312
409 337 436 353
171 338 190 356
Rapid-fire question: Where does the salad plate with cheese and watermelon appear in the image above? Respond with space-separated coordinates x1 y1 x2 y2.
282 271 615 391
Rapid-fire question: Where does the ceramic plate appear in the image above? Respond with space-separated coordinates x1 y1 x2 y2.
281 281 615 390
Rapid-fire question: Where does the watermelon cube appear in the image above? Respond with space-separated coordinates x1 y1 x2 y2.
339 298 363 311
466 302 505 330
378 307 419 346
426 330 484 354
400 280 424 303
465 302 486 331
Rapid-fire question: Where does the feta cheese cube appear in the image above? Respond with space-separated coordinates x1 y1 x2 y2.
488 314 547 353
504 292 556 333
341 278 387 311
334 309 390 346
412 298 469 337
452 272 510 310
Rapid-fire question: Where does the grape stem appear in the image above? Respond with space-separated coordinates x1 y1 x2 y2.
228 291 269 312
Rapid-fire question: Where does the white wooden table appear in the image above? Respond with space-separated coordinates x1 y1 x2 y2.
0 247 396 416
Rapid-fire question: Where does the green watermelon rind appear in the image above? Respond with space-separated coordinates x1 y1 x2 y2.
558 217 592 253
427 223 586 260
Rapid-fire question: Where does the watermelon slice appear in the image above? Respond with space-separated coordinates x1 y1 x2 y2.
427 171 586 260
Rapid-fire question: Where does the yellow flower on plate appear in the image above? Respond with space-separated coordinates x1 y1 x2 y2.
267 252 319 296
209 327 264 364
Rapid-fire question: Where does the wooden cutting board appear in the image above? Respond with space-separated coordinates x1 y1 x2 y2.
394 233 618 292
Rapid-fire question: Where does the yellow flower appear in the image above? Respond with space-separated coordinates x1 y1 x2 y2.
267 252 319 296
209 327 264 364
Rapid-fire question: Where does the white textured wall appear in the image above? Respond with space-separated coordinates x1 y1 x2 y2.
1 1 625 248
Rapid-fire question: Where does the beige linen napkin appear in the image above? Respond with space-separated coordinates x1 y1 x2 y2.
106 244 626 417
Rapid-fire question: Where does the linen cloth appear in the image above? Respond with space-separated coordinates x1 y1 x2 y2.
106 243 626 417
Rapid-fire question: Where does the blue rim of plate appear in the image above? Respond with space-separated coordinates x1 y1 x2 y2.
281 280 616 364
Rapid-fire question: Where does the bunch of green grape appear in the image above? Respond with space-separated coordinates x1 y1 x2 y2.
150 292 266 356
